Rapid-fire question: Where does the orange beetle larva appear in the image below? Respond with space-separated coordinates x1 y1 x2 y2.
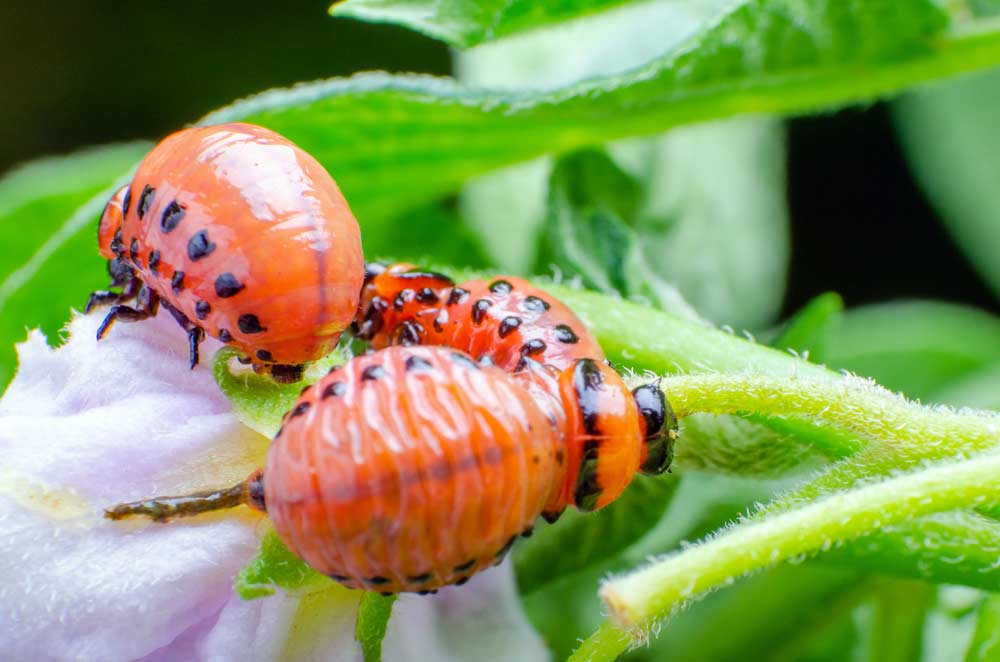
89 122 364 382
105 345 678 594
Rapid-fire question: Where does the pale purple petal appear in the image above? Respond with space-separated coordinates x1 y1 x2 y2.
0 310 549 660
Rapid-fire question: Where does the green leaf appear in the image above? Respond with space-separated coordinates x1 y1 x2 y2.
205 0 980 256
372 199 490 269
547 284 835 382
330 0 635 48
212 346 346 438
616 117 789 329
543 150 640 295
866 580 932 662
514 473 679 595
772 292 844 359
355 592 397 662
894 67 1000 300
645 564 867 662
821 300 1000 401
0 143 149 385
235 528 332 599
13 0 1000 350
965 594 1000 662
931 361 1000 410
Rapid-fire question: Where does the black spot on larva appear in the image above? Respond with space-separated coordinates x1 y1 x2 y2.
194 300 211 320
395 320 422 346
471 299 491 324
367 576 390 585
447 287 469 306
147 250 161 274
574 359 605 435
418 589 438 596
489 279 513 296
356 297 388 340
542 509 564 524
170 271 185 293
218 329 233 343
214 273 244 298
498 316 522 338
121 187 132 216
187 230 216 261
238 313 266 334
108 256 131 284
574 440 602 511
521 338 546 356
405 355 433 371
408 573 433 584
433 310 448 333
137 185 155 220
449 352 480 370
495 535 517 560
363 262 386 284
379 591 394 597
129 238 140 263
555 324 580 344
289 401 311 419
393 289 414 312
454 559 476 572
111 229 124 256
322 381 347 398
415 287 438 304
272 364 304 383
256 349 273 362
330 574 349 582
522 296 550 313
455 577 469 586
160 200 186 233
522 526 534 538
555 450 565 465
362 365 388 381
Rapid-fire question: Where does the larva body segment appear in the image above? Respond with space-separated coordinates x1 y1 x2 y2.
264 345 566 593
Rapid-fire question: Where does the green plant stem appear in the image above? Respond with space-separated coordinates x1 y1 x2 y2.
546 286 835 380
575 452 1000 661
660 373 1000 452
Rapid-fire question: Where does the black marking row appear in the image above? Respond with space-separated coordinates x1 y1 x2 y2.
326 531 521 594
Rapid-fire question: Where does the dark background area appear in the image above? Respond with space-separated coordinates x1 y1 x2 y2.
3 2 995 318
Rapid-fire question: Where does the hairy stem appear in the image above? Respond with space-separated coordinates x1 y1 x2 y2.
577 452 1000 661
660 372 1000 452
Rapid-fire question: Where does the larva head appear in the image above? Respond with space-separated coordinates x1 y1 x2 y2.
548 359 643 513
98 185 128 260
632 383 679 475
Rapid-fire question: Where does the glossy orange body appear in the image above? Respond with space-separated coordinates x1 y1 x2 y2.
355 264 605 372
355 263 658 515
265 346 566 593
97 122 364 368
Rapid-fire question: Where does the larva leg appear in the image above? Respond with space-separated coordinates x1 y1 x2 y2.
84 290 120 314
95 285 160 341
85 259 140 313
159 299 204 369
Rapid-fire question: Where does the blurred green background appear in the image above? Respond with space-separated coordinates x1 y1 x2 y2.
7 3 1000 661
1 1 997 319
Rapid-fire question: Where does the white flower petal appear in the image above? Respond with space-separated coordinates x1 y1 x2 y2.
0 309 549 661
